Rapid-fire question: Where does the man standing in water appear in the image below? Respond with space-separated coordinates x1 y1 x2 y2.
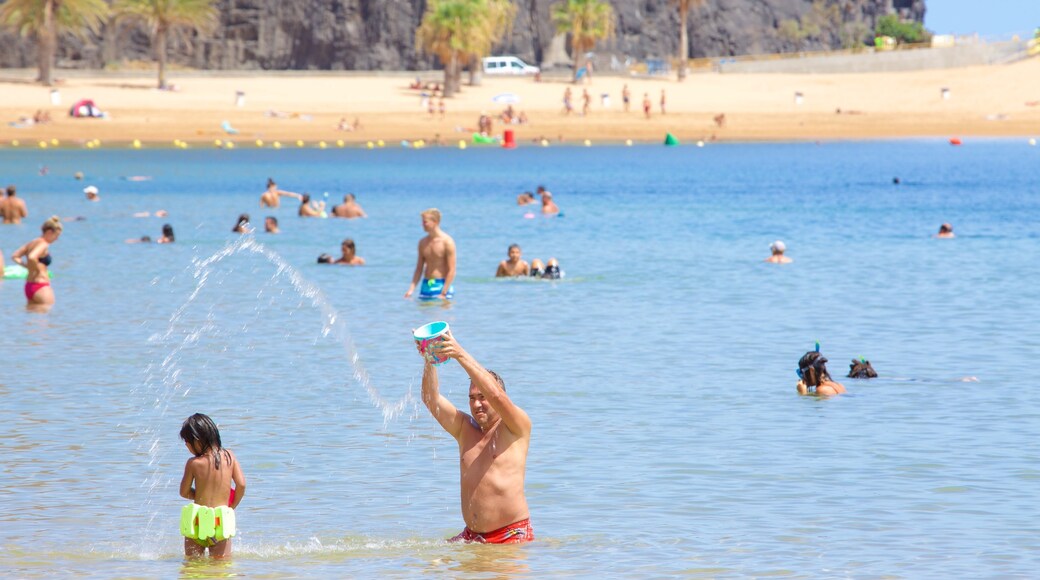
260 178 302 208
405 208 456 300
420 331 533 543
1 185 28 224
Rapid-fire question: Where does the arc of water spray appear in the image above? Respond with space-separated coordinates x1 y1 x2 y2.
132 236 417 555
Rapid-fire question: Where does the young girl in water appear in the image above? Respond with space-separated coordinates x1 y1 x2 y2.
179 413 246 559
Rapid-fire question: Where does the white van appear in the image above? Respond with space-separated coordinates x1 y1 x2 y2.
482 56 540 75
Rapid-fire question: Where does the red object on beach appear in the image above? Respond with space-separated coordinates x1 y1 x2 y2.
949 137 962 145
503 129 516 149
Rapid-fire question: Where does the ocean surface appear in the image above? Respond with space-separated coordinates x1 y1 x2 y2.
1 141 1038 578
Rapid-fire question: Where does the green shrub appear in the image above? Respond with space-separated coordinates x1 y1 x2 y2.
875 14 928 44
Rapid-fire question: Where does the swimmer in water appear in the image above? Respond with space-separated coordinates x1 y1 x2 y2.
179 413 246 559
264 216 279 234
331 193 367 218
796 351 847 397
528 258 562 279
540 192 559 215
260 178 302 208
765 240 792 263
937 223 955 238
11 215 62 311
84 186 100 202
405 208 456 300
496 244 530 277
232 214 252 234
298 194 326 218
126 225 173 244
1 185 28 224
333 238 365 265
420 331 534 544
517 191 536 205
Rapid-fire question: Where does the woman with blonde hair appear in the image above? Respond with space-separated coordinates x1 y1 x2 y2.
11 216 63 310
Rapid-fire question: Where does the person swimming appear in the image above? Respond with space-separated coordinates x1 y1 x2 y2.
796 351 847 396
232 214 251 234
847 358 877 379
937 223 955 238
528 258 562 280
765 240 792 263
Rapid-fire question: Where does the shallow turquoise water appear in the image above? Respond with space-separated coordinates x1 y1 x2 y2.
1 142 1039 578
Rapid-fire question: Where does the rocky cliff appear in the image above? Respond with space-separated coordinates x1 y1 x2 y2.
0 0 925 71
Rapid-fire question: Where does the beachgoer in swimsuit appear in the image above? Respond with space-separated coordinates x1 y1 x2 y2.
259 178 302 208
179 413 246 559
11 215 62 311
420 331 533 544
264 216 279 234
405 208 456 300
298 194 326 218
937 223 955 238
333 238 365 265
765 240 792 263
622 84 631 113
496 244 530 277
232 214 251 234
796 351 847 397
1 185 28 224
331 193 366 218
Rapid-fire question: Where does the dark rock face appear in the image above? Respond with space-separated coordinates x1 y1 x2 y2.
0 0 925 71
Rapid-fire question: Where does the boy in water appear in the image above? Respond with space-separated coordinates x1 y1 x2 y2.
405 208 456 300
180 413 246 559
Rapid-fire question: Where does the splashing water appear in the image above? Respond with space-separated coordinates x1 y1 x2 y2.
131 236 417 555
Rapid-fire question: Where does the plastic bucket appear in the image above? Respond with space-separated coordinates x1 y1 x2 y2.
414 321 450 365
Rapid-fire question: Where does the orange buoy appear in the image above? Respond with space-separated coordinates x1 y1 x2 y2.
949 137 962 146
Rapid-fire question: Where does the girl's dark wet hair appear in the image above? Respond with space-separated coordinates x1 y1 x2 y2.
233 214 249 232
162 224 174 241
267 178 275 188
798 351 831 389
180 413 227 469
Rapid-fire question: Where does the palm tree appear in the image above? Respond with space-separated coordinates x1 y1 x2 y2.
0 0 109 86
551 0 615 82
417 0 515 96
114 0 219 89
674 0 705 82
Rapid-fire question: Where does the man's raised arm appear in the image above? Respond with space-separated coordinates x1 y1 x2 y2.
421 361 466 440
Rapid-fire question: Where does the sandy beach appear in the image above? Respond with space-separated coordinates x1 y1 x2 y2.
1 58 1039 146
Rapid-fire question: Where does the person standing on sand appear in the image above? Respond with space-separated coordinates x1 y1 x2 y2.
405 208 456 300
563 87 573 115
660 89 667 115
420 331 534 544
622 84 631 113
582 89 591 116
1 185 28 224
260 178 302 208
643 94 652 119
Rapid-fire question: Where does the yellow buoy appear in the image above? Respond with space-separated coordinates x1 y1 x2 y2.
226 141 235 149
11 140 19 147
255 139 264 147
39 141 48 149
50 138 59 146
584 139 592 147
625 139 633 146
214 139 223 147
377 140 385 148
133 140 142 149
1030 138 1037 147
273 141 282 149
296 140 305 147
458 140 467 149
540 139 549 147
366 141 374 149
86 142 94 149
696 140 705 148
319 141 327 149
336 140 345 147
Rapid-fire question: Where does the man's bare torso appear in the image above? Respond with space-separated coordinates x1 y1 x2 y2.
420 234 454 279
458 421 529 532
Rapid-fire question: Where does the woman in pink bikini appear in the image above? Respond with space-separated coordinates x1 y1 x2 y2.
11 215 62 311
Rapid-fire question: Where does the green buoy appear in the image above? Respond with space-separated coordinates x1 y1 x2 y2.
664 133 679 146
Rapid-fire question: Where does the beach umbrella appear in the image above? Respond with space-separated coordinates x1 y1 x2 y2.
492 93 521 104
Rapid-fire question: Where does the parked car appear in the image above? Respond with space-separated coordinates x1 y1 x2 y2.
482 56 540 75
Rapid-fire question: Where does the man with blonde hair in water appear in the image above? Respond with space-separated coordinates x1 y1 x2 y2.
405 208 456 300
420 330 533 543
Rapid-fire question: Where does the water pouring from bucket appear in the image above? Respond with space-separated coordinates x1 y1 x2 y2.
414 321 450 365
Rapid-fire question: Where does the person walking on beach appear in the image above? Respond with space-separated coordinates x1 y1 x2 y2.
582 89 591 116
260 178 302 208
765 240 792 263
420 331 534 544
405 208 456 300
660 89 667 115
796 351 846 397
496 244 530 277
642 93 652 119
622 84 631 113
563 87 573 115
179 413 246 559
11 216 62 311
331 193 367 218
1 185 28 224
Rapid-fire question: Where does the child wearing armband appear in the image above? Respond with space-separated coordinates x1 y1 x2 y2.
179 413 246 559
